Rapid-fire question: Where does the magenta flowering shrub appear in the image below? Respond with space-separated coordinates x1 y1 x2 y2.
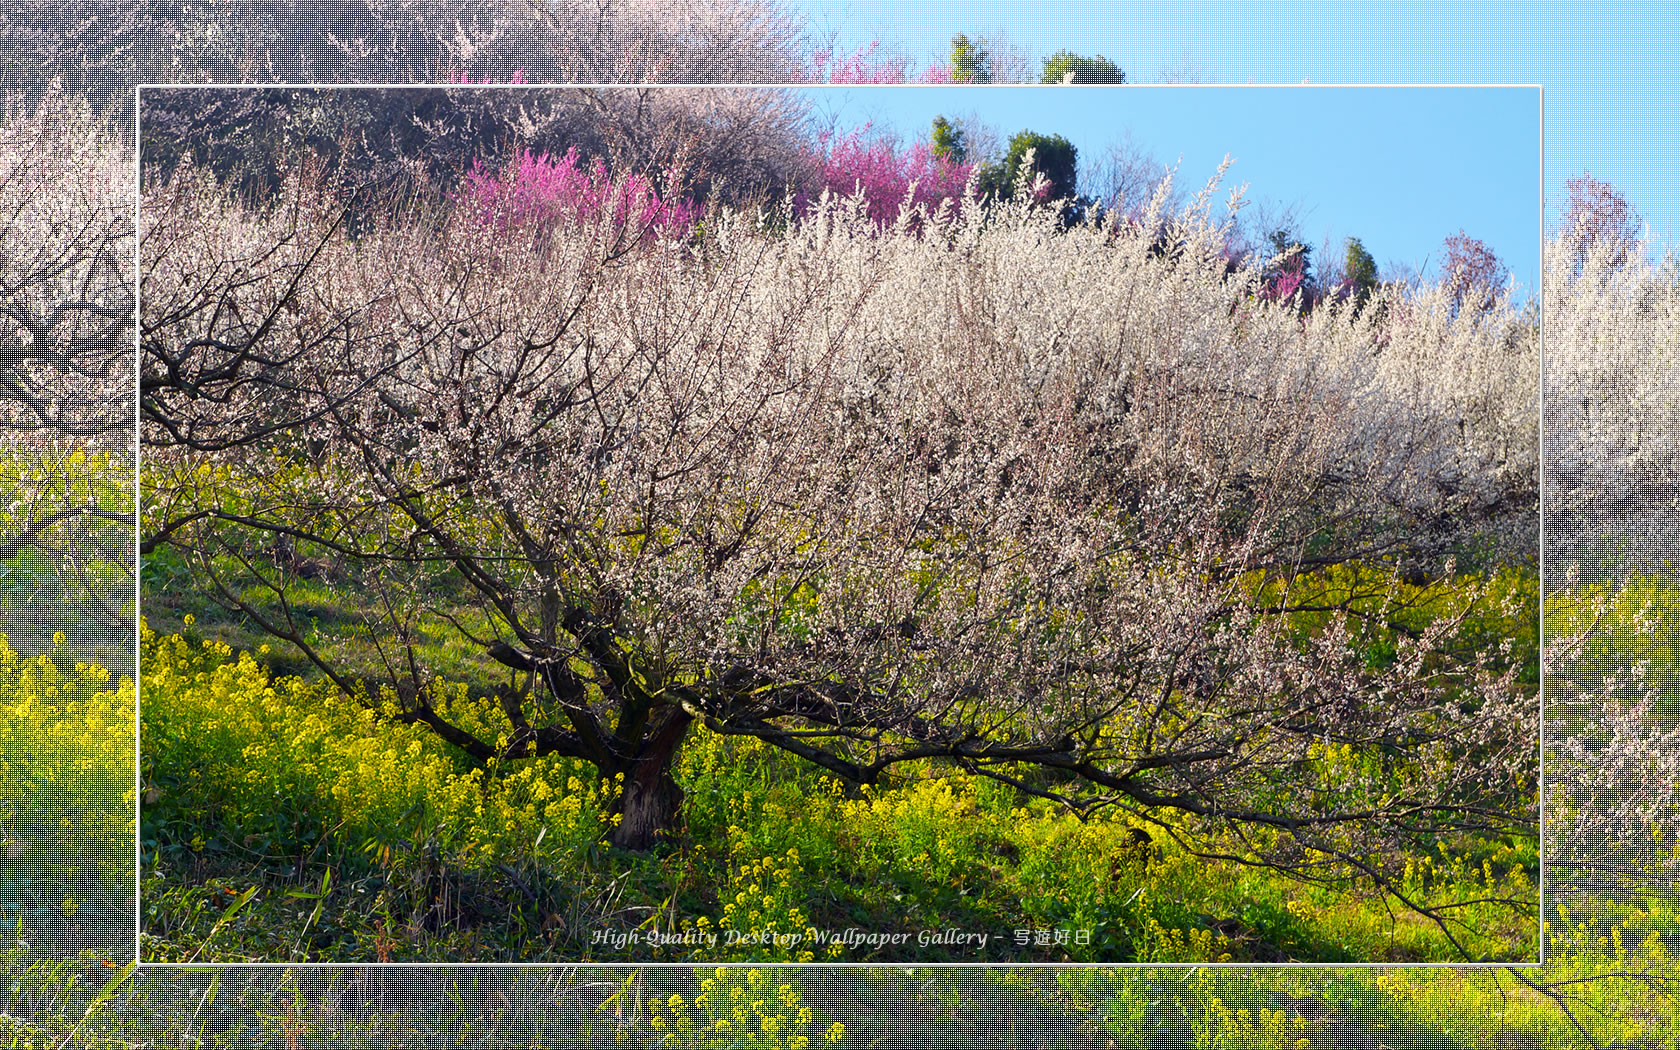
454 147 697 240
809 39 956 83
806 126 974 229
1261 255 1308 304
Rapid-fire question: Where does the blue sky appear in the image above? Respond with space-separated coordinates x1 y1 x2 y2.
791 0 1679 284
801 85 1541 294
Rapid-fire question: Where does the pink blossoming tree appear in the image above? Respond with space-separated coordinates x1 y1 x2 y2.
806 125 975 229
454 147 698 241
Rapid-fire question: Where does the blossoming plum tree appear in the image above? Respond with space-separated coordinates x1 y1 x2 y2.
0 85 134 644
142 147 1537 949
1558 172 1642 277
1440 229 1509 318
0 84 133 438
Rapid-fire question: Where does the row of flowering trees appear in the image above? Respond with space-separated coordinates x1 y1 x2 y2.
450 124 1525 328
455 147 699 238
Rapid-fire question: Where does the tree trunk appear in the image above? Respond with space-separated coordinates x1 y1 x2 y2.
608 710 693 850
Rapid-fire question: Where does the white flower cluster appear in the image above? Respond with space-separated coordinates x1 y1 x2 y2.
0 83 134 439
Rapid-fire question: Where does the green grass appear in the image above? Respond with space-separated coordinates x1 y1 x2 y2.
0 450 133 672
0 948 1675 1048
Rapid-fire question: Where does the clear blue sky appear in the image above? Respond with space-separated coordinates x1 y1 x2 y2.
801 85 1541 294
792 0 1680 287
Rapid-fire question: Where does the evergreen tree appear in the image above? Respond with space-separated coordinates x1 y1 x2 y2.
1342 236 1379 312
949 32 991 83
1040 50 1124 84
930 115 967 164
975 130 1078 206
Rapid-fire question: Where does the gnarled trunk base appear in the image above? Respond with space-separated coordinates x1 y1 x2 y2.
607 711 692 850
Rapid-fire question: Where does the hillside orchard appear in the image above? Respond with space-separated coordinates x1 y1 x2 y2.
141 138 1542 959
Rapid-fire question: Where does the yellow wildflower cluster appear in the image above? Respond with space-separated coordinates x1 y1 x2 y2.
648 968 839 1049
715 849 816 962
832 775 986 883
142 629 607 870
0 632 134 926
1182 974 1313 1049
0 633 124 725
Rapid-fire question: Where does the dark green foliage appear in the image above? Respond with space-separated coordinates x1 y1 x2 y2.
975 130 1078 206
949 32 991 83
1343 235 1379 311
1040 50 1124 85
930 115 966 164
1267 228 1312 276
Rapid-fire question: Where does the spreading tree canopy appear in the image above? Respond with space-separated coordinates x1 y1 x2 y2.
974 131 1080 217
1040 50 1124 84
142 143 1536 953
